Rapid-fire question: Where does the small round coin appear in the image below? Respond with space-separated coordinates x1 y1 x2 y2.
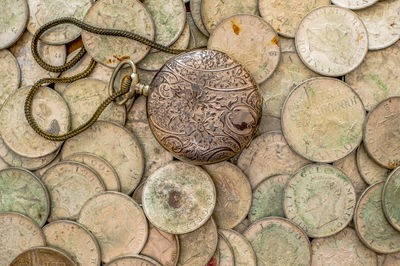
357 143 389 185
0 0 28 49
295 6 368 76
219 229 256 266
332 0 378 10
217 234 235 266
0 49 20 107
105 255 159 266
190 0 210 36
10 246 76 266
383 167 400 232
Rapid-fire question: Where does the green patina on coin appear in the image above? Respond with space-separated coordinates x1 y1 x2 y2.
383 167 400 232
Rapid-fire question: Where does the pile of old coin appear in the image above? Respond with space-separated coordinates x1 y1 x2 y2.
1 0 400 265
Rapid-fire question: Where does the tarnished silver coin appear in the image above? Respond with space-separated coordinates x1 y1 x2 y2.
357 143 389 185
295 6 368 76
257 115 281 136
0 0 28 49
0 49 20 108
219 229 256 266
332 0 378 10
187 13 208 49
383 167 400 232
190 0 210 36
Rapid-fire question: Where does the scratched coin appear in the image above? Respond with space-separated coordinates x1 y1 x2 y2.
217 234 235 266
203 162 251 229
0 0 28 49
258 0 330 38
78 192 148 264
257 115 281 136
0 168 49 226
208 14 280 83
332 0 378 10
61 121 144 194
105 255 160 266
295 6 368 76
237 131 310 189
43 220 101 266
0 86 70 158
357 144 389 185
364 97 400 169
143 162 216 234
9 31 66 87
284 164 356 237
82 0 155 68
0 49 20 108
0 212 46 266
219 229 256 266
311 227 377 266
244 217 311 266
190 0 210 36
281 78 366 163
383 167 400 232
62 78 126 130
248 174 291 223
354 181 400 253
187 13 208 49
27 0 92 45
10 246 76 266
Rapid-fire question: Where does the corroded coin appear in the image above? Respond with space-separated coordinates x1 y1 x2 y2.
354 181 400 253
383 167 400 232
42 161 105 221
363 97 400 169
142 162 216 234
0 86 70 158
311 227 377 266
237 131 310 188
208 14 280 84
258 0 330 38
61 121 144 194
357 143 389 184
332 0 378 10
0 0 28 49
62 78 126 130
27 0 92 45
249 174 291 223
187 13 208 49
295 6 368 76
43 220 101 266
203 162 251 229
219 229 256 266
0 49 20 107
244 217 311 266
257 115 281 136
0 212 46 266
10 246 76 266
284 164 356 238
281 77 366 163
82 0 155 68
106 255 159 266
190 0 210 36
217 234 235 266
77 192 148 264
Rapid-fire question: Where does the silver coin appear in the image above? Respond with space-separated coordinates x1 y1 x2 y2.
0 49 20 108
190 0 210 36
0 0 28 49
332 0 379 10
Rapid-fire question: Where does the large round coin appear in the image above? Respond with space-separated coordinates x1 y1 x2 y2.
0 49 20 107
281 77 366 163
0 0 28 49
143 162 216 234
219 229 256 266
357 143 389 185
10 246 76 266
295 6 368 76
284 164 356 238
78 192 148 264
383 167 400 232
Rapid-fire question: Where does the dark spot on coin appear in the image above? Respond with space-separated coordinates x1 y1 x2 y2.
271 36 279 46
119 56 131 61
206 257 218 266
168 190 182 208
232 20 241 35
47 120 60 135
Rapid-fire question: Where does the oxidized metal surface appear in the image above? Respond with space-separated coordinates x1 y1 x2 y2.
354 181 400 253
363 97 400 169
219 229 256 266
0 212 46 266
311 228 377 266
43 220 101 266
142 162 216 234
237 131 310 189
257 114 281 136
27 0 92 45
187 13 209 49
42 161 105 221
203 162 252 229
244 217 311 266
208 14 280 84
217 234 235 266
190 0 210 36
332 0 378 10
295 6 368 76
284 164 356 238
77 192 148 264
147 49 262 165
61 121 144 194
258 0 330 38
0 49 20 107
82 0 155 68
357 143 389 184
383 167 400 232
0 86 70 158
106 255 158 266
281 78 366 163
0 0 28 49
10 246 76 266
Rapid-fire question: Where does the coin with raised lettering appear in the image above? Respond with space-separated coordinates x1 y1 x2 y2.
364 97 400 169
244 217 311 266
383 167 400 232
78 192 148 264
0 212 46 266
10 246 76 266
43 220 101 266
105 255 159 266
0 49 20 107
281 77 366 163
61 121 144 194
190 0 209 36
257 115 281 136
332 0 378 10
357 143 389 185
296 6 368 76
187 13 208 49
219 229 256 266
0 0 28 49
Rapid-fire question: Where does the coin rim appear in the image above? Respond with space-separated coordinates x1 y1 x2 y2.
217 232 236 265
104 255 159 266
190 0 210 36
0 50 21 94
356 143 387 185
9 245 77 266
331 0 378 10
0 0 29 49
382 166 400 232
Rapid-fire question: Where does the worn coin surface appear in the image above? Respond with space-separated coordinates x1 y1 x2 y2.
219 229 257 266
284 164 356 238
61 121 144 194
187 13 208 49
0 0 28 49
34 152 61 177
0 212 46 266
10 246 76 266
237 131 310 188
295 6 368 76
354 181 400 253
143 162 216 234
257 115 281 136
177 218 218 266
244 217 311 266
0 157 8 170
249 174 291 223
364 97 400 169
105 255 159 266
190 0 210 36
282 77 366 163
0 86 70 158
208 14 280 84
78 192 148 264
43 220 101 266
357 143 389 184
383 167 400 232
311 227 377 266
332 0 378 10
0 49 20 107
216 234 235 266
232 218 251 234
82 0 155 68
280 37 296 53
